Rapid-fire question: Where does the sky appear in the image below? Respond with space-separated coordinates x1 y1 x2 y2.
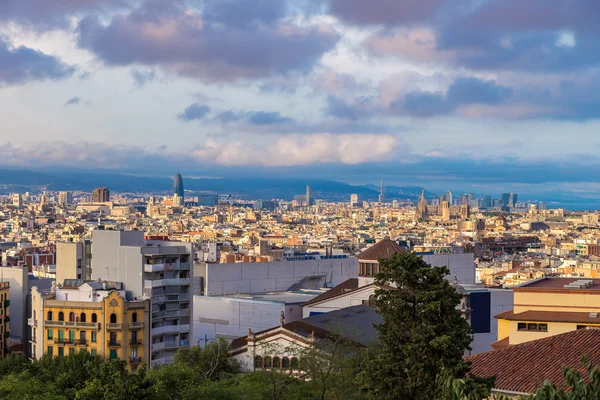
1 0 600 195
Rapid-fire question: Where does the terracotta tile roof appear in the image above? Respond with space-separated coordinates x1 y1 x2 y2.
467 328 600 394
302 278 359 306
357 238 409 261
494 309 600 324
490 336 510 349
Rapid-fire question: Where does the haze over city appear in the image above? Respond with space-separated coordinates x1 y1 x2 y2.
1 0 600 198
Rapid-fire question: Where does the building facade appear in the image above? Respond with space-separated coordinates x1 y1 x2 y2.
0 282 10 358
30 282 149 370
91 187 110 203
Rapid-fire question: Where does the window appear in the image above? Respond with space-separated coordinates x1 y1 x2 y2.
131 331 137 343
69 330 75 343
518 322 549 332
527 323 537 331
132 313 137 323
58 312 64 321
109 349 117 360
91 313 97 323
368 295 376 308
263 356 272 369
131 348 137 358
80 313 86 323
91 349 97 357
91 332 97 343
58 330 64 341
517 323 527 331
254 356 263 369
273 357 281 369
69 312 76 322
69 348 75 355
110 313 117 324
47 311 53 321
58 347 64 357
538 324 548 332
282 358 289 369
291 358 299 370
47 346 53 357
80 331 86 342
47 330 53 340
110 332 117 343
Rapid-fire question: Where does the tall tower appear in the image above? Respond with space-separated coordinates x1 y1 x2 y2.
92 187 110 203
306 185 313 206
378 178 384 203
173 174 184 199
441 201 450 222
417 189 428 220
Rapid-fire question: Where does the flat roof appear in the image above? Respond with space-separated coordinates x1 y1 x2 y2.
199 290 323 304
516 277 600 291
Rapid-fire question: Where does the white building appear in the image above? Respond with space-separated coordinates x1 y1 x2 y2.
91 230 193 367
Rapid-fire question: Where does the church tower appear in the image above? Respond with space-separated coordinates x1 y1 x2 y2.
417 189 428 220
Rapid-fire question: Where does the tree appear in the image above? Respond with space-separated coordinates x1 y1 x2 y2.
362 252 493 400
174 339 241 381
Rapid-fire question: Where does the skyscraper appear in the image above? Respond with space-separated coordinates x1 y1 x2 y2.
350 194 359 207
173 174 184 199
378 178 384 203
306 185 313 206
482 195 492 208
445 190 453 205
58 191 73 206
92 187 110 202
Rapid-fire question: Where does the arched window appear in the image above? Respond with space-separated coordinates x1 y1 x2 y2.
91 313 97 323
282 358 290 370
58 312 64 321
273 357 281 369
291 358 299 370
69 312 76 322
263 356 272 369
368 294 376 307
33 310 36 320
80 313 86 323
47 311 53 321
110 313 117 324
254 356 263 369
132 313 137 323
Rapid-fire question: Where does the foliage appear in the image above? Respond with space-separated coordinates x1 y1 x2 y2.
362 252 493 400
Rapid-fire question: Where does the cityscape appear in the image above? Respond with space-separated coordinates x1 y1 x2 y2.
1 0 599 398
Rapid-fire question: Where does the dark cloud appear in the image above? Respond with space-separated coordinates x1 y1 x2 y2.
0 0 131 29
64 97 81 106
216 110 246 123
326 95 373 120
390 77 514 117
328 0 446 26
248 111 293 125
203 0 286 28
0 40 75 86
77 0 339 81
130 68 156 87
177 103 211 121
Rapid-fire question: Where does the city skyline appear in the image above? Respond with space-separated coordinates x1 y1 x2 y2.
1 1 599 195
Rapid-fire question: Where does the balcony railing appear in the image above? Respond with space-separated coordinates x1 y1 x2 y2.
106 323 123 330
75 339 88 346
144 263 190 273
44 320 100 329
56 338 73 345
129 339 142 346
129 322 144 329
129 356 142 365
107 340 120 347
144 278 190 288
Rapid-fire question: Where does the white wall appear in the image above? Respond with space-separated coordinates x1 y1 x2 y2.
205 258 357 296
471 288 514 355
302 286 375 318
192 296 304 346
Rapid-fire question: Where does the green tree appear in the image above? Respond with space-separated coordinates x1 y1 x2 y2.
362 252 493 400
174 339 241 381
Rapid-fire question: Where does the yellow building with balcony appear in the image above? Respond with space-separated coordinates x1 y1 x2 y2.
494 277 600 348
0 281 9 358
29 280 149 371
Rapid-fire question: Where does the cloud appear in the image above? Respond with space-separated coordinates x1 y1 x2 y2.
390 77 515 117
0 135 398 169
177 103 211 122
0 40 74 86
248 111 293 125
76 1 339 82
64 97 81 106
327 0 446 26
326 95 373 120
203 0 286 28
130 68 156 87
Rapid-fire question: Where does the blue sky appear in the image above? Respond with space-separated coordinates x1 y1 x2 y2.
1 0 599 195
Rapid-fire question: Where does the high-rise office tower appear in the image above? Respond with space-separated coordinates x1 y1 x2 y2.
501 193 511 207
58 191 73 206
12 193 22 208
378 178 385 202
482 195 492 208
92 187 110 203
350 194 359 207
173 174 184 199
445 191 453 205
306 185 313 206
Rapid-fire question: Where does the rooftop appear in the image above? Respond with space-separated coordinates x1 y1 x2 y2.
495 309 600 325
468 328 600 394
515 277 600 291
357 238 409 261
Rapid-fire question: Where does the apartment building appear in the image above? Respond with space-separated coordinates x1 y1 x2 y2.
0 282 9 358
29 281 149 371
91 230 192 367
495 277 600 348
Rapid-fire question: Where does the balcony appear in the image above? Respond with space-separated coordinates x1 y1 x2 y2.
75 339 88 346
144 278 190 288
106 323 123 330
151 324 191 336
107 340 121 348
129 356 142 365
77 322 100 329
28 318 37 327
144 263 190 273
129 322 144 330
56 338 73 345
129 339 142 346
